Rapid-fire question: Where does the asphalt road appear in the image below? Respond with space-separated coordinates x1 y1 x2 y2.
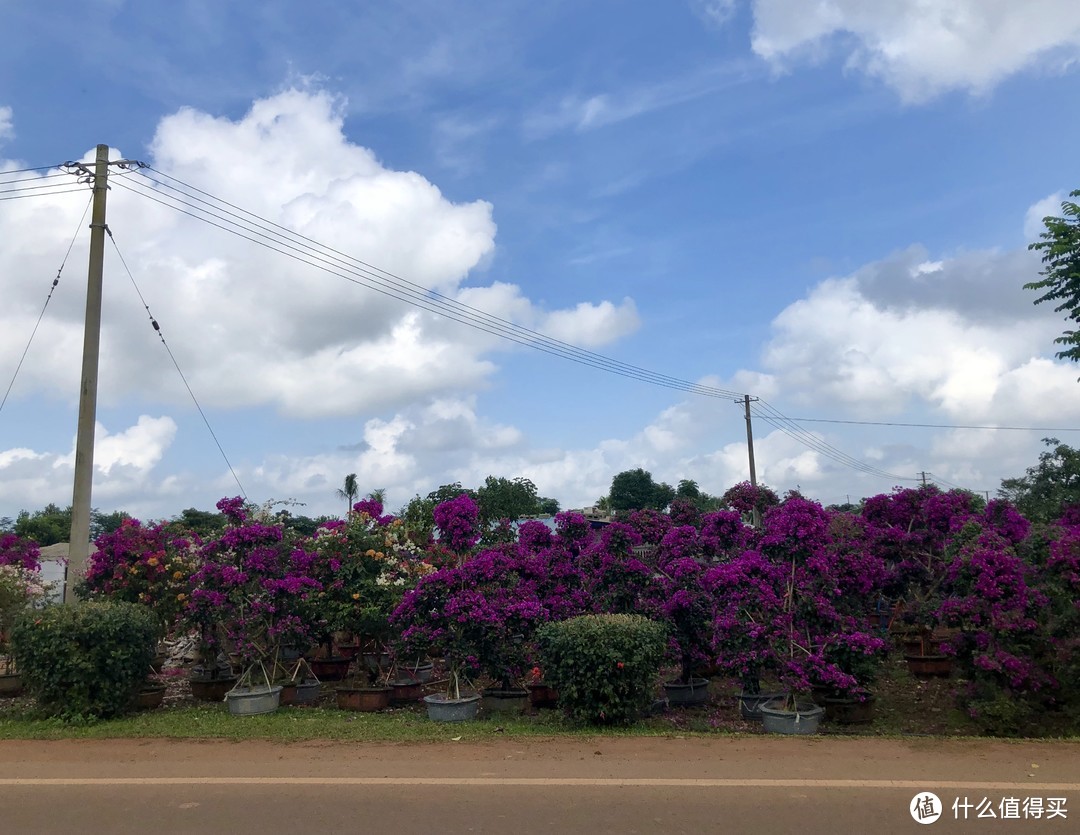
1 737 1077 834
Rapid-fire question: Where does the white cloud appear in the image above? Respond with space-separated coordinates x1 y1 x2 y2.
0 416 178 517
756 244 1080 426
540 299 640 348
91 415 178 475
749 0 1080 101
1025 192 1064 241
0 107 13 143
691 0 739 28
0 90 638 419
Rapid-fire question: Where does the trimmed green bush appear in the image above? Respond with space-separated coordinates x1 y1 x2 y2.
11 601 157 721
537 613 667 725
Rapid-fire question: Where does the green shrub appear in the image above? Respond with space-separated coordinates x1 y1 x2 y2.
537 613 667 725
10 601 157 721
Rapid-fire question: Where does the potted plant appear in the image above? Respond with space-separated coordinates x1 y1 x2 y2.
740 497 885 733
391 542 538 722
652 526 715 706
706 550 787 720
184 497 321 707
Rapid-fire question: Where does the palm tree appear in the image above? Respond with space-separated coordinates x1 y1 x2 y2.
336 473 359 519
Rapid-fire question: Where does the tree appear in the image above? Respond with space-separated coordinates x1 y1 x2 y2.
168 507 227 538
14 504 71 545
475 476 540 525
537 496 560 515
609 468 675 512
675 479 720 511
999 438 1080 523
12 504 128 545
336 473 359 517
1026 190 1080 364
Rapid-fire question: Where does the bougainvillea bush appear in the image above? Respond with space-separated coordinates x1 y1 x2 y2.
708 497 888 703
306 501 434 651
79 519 199 633
391 543 549 696
0 554 51 674
182 498 322 677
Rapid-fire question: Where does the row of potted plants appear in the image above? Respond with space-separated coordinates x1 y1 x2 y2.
6 482 1078 734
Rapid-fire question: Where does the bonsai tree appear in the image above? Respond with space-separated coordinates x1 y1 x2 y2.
305 499 434 679
651 525 715 684
391 545 546 698
183 497 322 683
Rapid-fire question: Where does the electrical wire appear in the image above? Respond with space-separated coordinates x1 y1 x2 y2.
100 164 922 486
0 171 73 186
0 164 60 176
104 226 247 499
0 187 88 202
752 398 918 482
0 194 94 414
111 174 743 400
781 416 1080 432
133 166 748 399
927 472 967 492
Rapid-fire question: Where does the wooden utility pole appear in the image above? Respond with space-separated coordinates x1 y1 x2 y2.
66 144 110 603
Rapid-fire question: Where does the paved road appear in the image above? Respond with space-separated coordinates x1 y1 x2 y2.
1 737 1077 833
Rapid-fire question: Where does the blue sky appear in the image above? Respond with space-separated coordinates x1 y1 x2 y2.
2 0 1080 521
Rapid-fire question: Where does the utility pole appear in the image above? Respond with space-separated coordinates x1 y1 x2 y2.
742 395 759 487
66 144 111 603
918 471 928 487
741 394 760 526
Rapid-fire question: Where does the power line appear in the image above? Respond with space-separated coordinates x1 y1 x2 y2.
95 164 919 486
109 172 744 400
783 416 1080 432
0 187 88 202
752 399 918 482
0 194 94 414
104 226 247 499
0 164 61 175
0 171 73 186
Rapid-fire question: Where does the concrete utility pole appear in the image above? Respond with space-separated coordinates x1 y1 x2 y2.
66 144 111 603
741 394 761 527
743 394 759 487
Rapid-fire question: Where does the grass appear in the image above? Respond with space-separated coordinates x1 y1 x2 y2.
1 653 1076 742
0 701 715 742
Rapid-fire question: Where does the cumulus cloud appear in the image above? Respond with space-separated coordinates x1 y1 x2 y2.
1025 192 1064 241
0 415 178 517
748 0 1080 101
756 241 1080 428
0 89 638 419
